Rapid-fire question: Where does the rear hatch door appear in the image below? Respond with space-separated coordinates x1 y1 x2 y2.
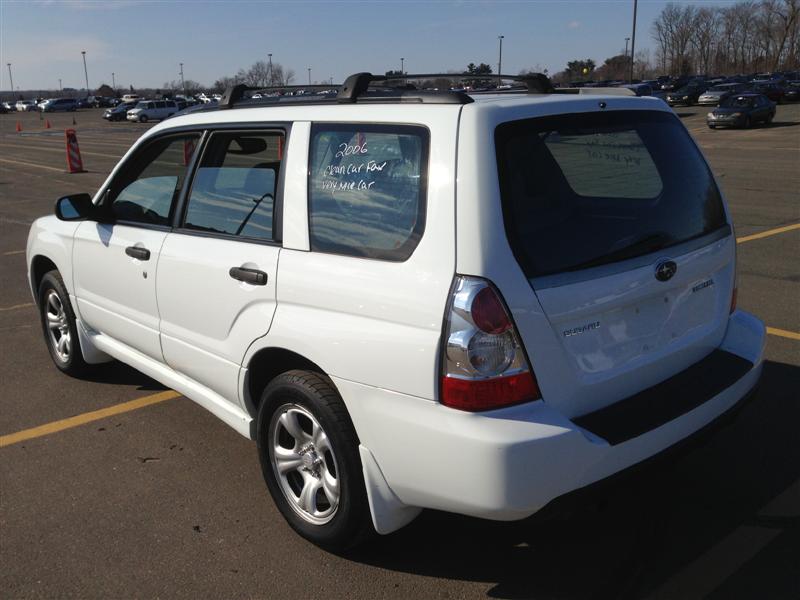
495 109 735 418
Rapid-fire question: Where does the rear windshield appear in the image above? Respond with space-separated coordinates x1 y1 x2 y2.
495 110 727 278
723 96 754 108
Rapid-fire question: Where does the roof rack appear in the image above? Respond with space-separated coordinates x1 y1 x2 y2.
378 72 555 94
219 83 335 109
214 71 559 111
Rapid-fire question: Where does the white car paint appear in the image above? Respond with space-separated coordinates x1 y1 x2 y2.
126 100 178 122
26 90 766 537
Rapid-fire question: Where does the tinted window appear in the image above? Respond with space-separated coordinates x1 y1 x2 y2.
155 101 166 109
308 124 428 260
109 134 201 225
183 131 283 241
724 96 755 108
495 110 726 278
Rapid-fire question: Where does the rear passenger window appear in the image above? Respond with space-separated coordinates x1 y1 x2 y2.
308 124 428 261
183 131 283 241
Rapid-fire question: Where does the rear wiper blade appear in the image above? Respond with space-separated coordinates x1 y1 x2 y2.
564 233 672 272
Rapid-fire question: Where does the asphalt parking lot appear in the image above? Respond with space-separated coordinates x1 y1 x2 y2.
1 106 798 599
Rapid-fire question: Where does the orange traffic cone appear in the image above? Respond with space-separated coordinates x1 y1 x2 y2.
15 121 22 133
44 119 52 129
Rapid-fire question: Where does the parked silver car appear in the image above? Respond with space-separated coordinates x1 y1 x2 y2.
698 83 748 106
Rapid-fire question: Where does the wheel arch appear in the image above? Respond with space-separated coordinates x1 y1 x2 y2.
242 347 329 418
30 254 59 302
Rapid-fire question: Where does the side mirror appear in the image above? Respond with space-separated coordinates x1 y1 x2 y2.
54 193 96 221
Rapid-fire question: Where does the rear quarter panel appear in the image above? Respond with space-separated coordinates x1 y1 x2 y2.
241 104 461 406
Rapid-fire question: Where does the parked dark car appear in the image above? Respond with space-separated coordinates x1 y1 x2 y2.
751 81 787 103
707 93 775 128
666 83 708 106
102 101 138 121
93 96 117 108
660 76 691 91
784 81 800 101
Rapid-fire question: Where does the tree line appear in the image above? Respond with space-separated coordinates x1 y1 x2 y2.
651 0 799 76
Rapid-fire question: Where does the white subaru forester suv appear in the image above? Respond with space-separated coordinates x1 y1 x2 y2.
26 73 765 550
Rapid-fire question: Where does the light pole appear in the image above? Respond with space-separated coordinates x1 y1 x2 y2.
268 53 273 85
7 63 13 98
629 0 638 82
179 62 186 96
400 57 404 75
59 78 62 91
308 68 311 85
624 37 630 59
111 72 115 90
497 35 504 88
81 50 89 94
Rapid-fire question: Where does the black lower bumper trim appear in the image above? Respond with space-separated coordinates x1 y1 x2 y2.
572 349 754 445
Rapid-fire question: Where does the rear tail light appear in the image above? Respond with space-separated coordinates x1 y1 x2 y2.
440 275 541 411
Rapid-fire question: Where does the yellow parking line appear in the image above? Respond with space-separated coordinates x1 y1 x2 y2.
767 327 800 341
737 223 800 244
2 250 25 256
0 390 181 448
0 302 34 312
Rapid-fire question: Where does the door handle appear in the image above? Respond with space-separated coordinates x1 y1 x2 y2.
125 246 151 261
229 266 268 286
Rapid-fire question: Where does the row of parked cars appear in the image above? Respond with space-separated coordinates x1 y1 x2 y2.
574 73 796 130
665 78 799 107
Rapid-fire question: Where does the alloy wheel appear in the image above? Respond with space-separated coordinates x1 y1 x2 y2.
44 290 71 362
268 404 341 525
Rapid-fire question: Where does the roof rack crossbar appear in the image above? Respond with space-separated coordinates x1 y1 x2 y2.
219 83 337 109
217 70 557 110
379 72 555 94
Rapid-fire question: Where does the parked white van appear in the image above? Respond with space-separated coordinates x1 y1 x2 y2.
26 73 765 550
126 99 178 122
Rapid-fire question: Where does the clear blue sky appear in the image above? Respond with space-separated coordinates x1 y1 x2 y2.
1 0 728 92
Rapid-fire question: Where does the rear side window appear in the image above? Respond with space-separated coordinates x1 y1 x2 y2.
495 110 726 278
183 131 283 241
308 124 428 261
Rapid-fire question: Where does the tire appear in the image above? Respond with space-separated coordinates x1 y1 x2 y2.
766 113 774 125
37 270 89 376
708 124 716 129
256 370 373 551
139 115 148 123
744 116 752 128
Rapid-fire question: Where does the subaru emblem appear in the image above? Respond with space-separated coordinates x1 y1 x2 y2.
655 260 677 282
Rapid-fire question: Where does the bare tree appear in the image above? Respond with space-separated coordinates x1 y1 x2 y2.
651 0 800 75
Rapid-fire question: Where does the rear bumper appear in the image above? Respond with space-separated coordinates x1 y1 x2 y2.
339 310 765 530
